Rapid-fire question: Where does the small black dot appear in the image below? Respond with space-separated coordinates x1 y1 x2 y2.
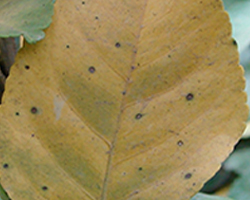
138 167 143 171
185 173 192 179
31 107 38 114
186 93 194 101
15 112 19 116
66 45 70 48
233 39 237 46
42 186 48 191
131 66 135 70
25 65 30 70
115 42 121 48
3 163 9 168
122 91 126 95
168 55 171 58
95 16 99 20
88 66 96 73
31 134 35 137
82 1 85 4
135 113 143 119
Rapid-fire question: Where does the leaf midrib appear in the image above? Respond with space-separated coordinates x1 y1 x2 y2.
100 1 149 199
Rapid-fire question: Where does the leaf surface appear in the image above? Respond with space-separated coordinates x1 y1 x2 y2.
0 0 55 43
0 0 247 199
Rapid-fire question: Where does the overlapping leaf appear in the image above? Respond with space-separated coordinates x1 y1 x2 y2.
0 0 55 43
0 0 247 199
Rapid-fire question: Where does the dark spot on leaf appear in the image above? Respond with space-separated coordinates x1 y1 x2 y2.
3 163 9 169
233 39 237 46
95 16 99 20
31 107 38 114
66 45 70 48
31 134 35 137
115 42 121 48
137 63 140 66
193 182 196 186
88 66 96 73
186 93 194 101
42 186 48 191
15 112 19 116
122 91 126 95
135 113 143 120
168 54 171 58
185 173 192 179
82 1 85 4
138 167 143 171
25 65 30 70
177 140 184 146
131 66 135 70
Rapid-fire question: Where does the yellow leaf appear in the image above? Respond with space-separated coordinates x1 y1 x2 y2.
0 0 248 199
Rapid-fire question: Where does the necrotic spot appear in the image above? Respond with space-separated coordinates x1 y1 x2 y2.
31 107 38 114
15 112 19 116
115 42 121 48
233 39 237 46
185 173 192 179
177 140 184 146
138 167 143 171
3 163 9 169
66 45 70 48
135 113 143 119
186 93 194 101
42 186 48 191
25 65 30 70
88 66 96 73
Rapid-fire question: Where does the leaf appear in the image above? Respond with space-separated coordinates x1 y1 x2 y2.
222 0 250 118
228 170 250 200
223 147 250 200
223 0 250 54
0 0 55 43
224 148 250 175
223 148 250 200
0 0 247 199
191 193 234 200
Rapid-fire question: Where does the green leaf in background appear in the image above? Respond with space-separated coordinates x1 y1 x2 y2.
0 0 55 43
191 193 234 200
223 0 250 54
224 148 250 175
223 148 250 200
0 183 10 200
228 170 250 200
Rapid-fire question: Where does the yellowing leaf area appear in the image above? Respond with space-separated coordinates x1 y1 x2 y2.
0 0 247 200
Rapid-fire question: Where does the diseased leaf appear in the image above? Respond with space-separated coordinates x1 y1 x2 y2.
0 0 247 199
0 0 55 43
222 0 250 118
